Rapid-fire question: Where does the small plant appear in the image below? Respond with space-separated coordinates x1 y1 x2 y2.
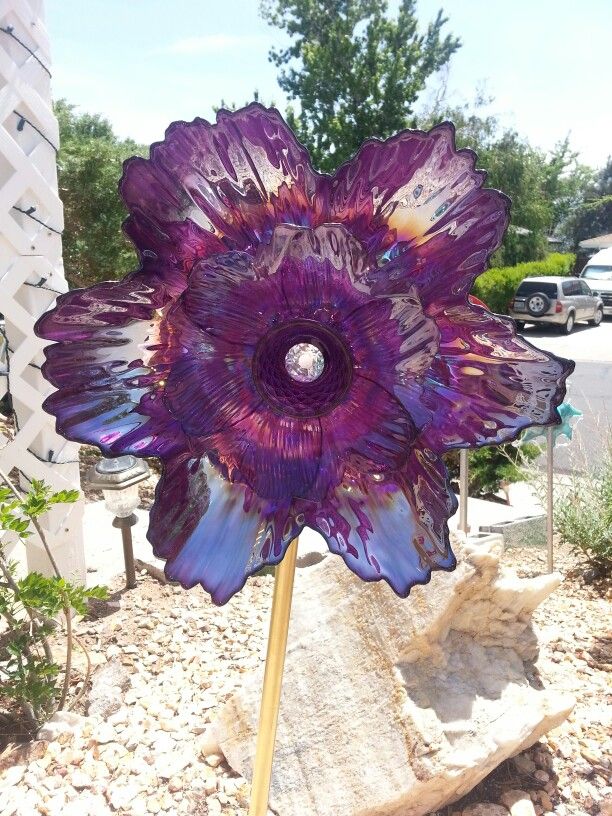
445 442 541 499
0 475 106 730
554 451 612 575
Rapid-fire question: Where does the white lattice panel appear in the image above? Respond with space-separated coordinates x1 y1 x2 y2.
0 0 84 582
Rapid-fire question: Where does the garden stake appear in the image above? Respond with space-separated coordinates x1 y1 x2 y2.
458 448 470 534
249 536 299 816
546 425 554 572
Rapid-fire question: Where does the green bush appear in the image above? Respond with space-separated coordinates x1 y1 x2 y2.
472 252 575 314
444 442 541 499
554 451 612 574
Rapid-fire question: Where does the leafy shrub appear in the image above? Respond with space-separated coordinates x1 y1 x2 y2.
472 252 575 314
0 478 106 729
554 451 612 573
444 442 541 499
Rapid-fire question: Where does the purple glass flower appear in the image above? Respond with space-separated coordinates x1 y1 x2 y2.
36 104 573 604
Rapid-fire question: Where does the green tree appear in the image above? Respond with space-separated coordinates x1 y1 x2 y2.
566 196 612 248
420 94 594 264
484 137 592 265
55 100 146 288
479 131 553 264
561 157 612 248
588 156 612 198
542 136 593 235
260 0 460 171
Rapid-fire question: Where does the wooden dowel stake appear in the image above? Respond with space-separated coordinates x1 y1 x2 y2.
248 536 299 816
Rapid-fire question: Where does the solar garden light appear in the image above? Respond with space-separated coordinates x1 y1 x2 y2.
86 456 150 589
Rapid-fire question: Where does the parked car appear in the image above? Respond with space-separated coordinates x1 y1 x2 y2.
508 276 604 333
579 247 612 316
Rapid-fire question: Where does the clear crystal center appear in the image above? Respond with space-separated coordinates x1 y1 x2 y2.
284 342 325 383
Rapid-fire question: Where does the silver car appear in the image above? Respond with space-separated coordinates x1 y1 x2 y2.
508 275 604 334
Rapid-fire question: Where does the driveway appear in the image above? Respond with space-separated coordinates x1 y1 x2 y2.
518 318 612 471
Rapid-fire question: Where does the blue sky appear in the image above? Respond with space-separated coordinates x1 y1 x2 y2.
47 0 611 168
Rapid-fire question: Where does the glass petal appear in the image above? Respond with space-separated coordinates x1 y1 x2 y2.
36 278 185 457
42 385 182 458
164 322 260 436
318 375 417 489
418 303 575 449
254 223 370 320
306 445 456 596
340 287 439 384
120 104 328 253
397 445 458 557
182 251 285 345
150 455 304 605
35 274 167 342
124 215 227 300
209 409 322 501
364 187 509 305
330 123 509 268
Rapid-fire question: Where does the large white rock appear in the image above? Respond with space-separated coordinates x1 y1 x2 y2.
208 536 574 816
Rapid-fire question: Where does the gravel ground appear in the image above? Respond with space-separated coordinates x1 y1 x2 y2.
0 527 610 815
1 574 273 816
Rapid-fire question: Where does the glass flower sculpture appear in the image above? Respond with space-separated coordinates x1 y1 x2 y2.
36 104 574 604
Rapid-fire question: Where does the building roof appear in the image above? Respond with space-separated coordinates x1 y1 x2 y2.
509 225 531 236
579 233 612 250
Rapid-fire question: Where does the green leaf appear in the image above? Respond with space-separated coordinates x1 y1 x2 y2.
260 0 460 172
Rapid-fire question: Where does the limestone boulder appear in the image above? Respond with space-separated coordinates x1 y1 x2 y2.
208 535 574 816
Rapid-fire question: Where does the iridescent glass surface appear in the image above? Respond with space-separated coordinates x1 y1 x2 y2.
36 104 573 604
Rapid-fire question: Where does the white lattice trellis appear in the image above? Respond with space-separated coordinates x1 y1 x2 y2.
0 0 85 582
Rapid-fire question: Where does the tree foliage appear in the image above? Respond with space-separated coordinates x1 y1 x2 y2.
542 137 594 234
588 157 612 198
559 157 612 249
260 0 460 171
55 100 146 288
420 95 594 264
565 195 612 248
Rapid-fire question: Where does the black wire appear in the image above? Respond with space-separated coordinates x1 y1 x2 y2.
0 25 51 77
0 323 19 433
1 325 79 464
26 448 81 465
23 280 64 295
0 88 74 461
12 205 62 236
12 110 58 153
0 81 80 470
